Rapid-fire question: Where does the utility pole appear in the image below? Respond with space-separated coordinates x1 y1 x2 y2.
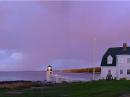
92 38 96 81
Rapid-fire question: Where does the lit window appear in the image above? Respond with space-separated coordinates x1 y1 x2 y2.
107 55 113 64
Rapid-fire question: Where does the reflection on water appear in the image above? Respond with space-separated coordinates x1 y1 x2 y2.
0 71 100 81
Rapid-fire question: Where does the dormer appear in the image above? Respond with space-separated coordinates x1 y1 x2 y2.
107 55 113 64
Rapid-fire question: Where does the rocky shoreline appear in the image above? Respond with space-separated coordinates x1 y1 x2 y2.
0 80 43 89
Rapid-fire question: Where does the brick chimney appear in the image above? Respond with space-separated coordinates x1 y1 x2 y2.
123 43 127 51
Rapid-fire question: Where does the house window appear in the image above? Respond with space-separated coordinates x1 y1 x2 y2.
120 69 123 74
107 55 113 64
108 70 111 74
118 58 124 64
127 69 130 74
127 58 130 63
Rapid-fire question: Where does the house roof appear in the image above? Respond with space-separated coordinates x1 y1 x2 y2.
101 47 130 66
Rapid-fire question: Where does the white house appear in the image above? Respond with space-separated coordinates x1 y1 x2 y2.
101 43 130 80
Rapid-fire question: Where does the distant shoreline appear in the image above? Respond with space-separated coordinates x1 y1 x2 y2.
64 67 101 73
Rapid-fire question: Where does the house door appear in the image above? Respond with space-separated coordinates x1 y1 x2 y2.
106 70 113 80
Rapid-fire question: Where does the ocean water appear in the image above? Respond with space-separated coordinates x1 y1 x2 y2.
0 71 100 81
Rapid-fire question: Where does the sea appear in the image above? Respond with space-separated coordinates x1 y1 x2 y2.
0 71 100 82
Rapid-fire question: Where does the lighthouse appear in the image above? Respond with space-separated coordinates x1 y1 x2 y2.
46 65 53 82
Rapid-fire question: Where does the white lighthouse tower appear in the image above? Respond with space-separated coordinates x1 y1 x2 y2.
46 65 53 82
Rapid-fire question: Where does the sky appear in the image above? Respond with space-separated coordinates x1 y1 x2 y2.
0 1 130 71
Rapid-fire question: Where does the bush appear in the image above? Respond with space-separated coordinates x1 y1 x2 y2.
120 78 126 80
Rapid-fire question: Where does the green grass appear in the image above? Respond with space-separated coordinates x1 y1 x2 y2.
0 80 130 97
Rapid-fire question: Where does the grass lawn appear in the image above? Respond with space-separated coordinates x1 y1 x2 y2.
0 80 130 97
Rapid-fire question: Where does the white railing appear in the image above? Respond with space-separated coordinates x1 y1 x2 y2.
53 74 89 83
